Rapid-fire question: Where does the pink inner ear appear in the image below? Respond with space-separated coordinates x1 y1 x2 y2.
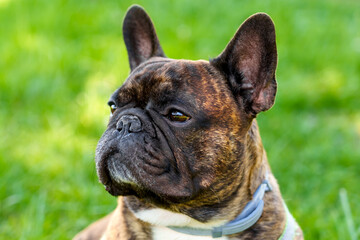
251 80 277 113
236 33 263 94
137 33 153 60
211 13 277 115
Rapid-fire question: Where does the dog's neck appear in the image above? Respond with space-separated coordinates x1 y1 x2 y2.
232 120 287 239
247 120 270 194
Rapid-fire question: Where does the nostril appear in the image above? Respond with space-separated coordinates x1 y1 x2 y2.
129 120 141 132
116 120 123 132
117 115 142 133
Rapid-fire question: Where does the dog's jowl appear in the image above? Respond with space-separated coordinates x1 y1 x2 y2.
74 5 303 240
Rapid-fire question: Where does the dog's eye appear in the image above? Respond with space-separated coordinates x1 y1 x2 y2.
108 101 117 114
168 110 190 122
110 104 117 114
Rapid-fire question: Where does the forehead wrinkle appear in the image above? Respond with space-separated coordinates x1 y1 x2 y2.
120 60 174 103
151 62 187 97
190 62 226 110
126 58 175 86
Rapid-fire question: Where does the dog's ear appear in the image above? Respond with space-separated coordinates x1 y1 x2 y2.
123 5 166 71
211 13 277 116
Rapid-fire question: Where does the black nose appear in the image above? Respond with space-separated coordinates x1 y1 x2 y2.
117 115 142 133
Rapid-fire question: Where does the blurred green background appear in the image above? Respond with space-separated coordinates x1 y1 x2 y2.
0 0 359 239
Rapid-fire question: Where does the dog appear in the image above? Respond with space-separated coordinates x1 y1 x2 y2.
74 5 303 240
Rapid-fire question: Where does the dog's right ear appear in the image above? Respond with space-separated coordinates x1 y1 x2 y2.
123 5 166 71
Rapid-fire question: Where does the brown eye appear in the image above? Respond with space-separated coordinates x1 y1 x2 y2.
168 111 190 122
110 104 117 114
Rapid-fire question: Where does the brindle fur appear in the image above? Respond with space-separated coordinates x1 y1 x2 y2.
74 5 303 240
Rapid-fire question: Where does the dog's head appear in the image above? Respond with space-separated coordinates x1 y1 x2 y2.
96 5 277 206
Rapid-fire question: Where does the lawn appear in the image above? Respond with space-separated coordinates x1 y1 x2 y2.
0 0 359 239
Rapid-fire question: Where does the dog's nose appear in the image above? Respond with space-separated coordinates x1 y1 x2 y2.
117 115 142 133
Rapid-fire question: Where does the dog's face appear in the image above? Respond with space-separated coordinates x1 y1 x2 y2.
96 5 277 207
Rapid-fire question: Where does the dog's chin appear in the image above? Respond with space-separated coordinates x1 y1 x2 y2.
101 166 195 204
103 179 187 205
103 181 138 197
104 182 169 206
104 166 143 197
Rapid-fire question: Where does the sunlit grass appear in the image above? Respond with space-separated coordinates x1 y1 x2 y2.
340 189 359 240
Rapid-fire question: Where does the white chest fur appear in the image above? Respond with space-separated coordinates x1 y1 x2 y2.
134 208 229 240
152 226 229 240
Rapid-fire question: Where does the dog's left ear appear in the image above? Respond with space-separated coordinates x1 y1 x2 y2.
123 5 166 71
211 13 277 116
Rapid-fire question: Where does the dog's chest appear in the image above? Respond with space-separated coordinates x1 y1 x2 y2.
134 208 229 240
151 226 229 240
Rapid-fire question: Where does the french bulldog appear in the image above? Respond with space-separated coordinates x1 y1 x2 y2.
75 5 303 240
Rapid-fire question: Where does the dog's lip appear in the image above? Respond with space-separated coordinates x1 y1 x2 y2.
103 181 137 196
99 161 194 202
96 158 111 186
104 184 113 193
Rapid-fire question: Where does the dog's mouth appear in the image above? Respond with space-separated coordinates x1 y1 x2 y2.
95 126 196 203
97 154 194 204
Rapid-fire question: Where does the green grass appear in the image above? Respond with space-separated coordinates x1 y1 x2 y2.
0 0 359 239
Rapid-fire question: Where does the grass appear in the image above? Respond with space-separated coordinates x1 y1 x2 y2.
0 0 359 239
340 189 359 240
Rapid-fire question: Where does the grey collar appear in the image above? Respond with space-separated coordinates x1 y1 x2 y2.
168 177 272 238
279 203 299 240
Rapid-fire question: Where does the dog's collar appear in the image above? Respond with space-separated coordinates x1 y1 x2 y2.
279 202 299 240
168 177 272 238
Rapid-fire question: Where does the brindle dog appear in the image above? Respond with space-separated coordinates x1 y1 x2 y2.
75 5 303 240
